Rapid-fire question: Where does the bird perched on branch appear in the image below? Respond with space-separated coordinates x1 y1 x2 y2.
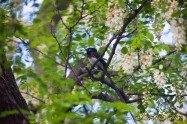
86 47 106 70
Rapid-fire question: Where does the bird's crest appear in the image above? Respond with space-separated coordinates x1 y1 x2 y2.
86 48 97 53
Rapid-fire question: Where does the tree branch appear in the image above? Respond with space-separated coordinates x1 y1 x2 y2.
133 50 177 72
92 92 120 102
174 108 187 117
127 92 187 97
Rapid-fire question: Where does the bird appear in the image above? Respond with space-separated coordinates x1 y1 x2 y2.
86 47 106 70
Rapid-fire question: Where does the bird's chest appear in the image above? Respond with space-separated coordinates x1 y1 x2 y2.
88 57 97 65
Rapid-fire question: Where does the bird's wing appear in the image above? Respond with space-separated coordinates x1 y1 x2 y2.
91 52 106 67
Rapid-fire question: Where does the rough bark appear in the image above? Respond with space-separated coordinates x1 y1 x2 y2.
0 45 28 124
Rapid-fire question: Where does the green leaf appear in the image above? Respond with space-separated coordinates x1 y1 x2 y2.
146 32 154 41
118 0 125 8
0 110 19 117
19 82 31 90
30 40 40 48
33 18 41 23
181 8 187 15
149 102 155 108
105 102 135 112
159 43 170 52
119 41 126 45
172 11 181 17
173 53 181 67
33 3 40 7
88 37 94 46
4 61 12 69
121 47 128 54
131 37 142 50
73 34 82 41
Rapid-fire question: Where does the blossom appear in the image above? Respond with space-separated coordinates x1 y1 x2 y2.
121 52 138 74
112 47 153 74
170 18 186 51
163 0 178 19
159 64 163 69
112 48 138 74
105 0 127 31
153 69 167 87
140 48 153 71
151 0 159 7
142 89 151 106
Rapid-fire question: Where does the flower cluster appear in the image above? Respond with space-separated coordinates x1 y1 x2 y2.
121 52 138 74
151 0 159 7
139 111 183 121
105 0 127 31
170 18 186 51
140 48 153 71
163 0 178 19
112 47 154 74
153 69 167 87
142 89 151 106
112 49 138 74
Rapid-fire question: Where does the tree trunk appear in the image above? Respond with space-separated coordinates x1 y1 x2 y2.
0 46 29 124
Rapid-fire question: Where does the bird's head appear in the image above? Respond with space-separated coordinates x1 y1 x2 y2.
85 47 97 54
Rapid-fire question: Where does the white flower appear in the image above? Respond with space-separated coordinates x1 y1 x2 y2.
151 0 158 6
112 50 138 74
153 69 167 87
140 48 153 71
178 18 184 24
162 0 178 19
121 52 138 74
159 64 163 69
105 0 127 31
170 18 186 51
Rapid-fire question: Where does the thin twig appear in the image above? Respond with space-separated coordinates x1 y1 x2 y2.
20 91 45 103
174 108 187 117
70 0 85 29
33 48 65 67
51 25 91 95
65 29 72 76
152 50 176 65
64 0 84 80
127 92 187 97
92 92 120 102
116 27 137 38
56 9 69 30
52 1 94 95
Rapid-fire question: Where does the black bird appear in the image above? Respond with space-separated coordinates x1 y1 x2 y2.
86 48 106 70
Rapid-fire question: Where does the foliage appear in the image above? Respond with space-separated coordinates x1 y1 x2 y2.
1 0 187 123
